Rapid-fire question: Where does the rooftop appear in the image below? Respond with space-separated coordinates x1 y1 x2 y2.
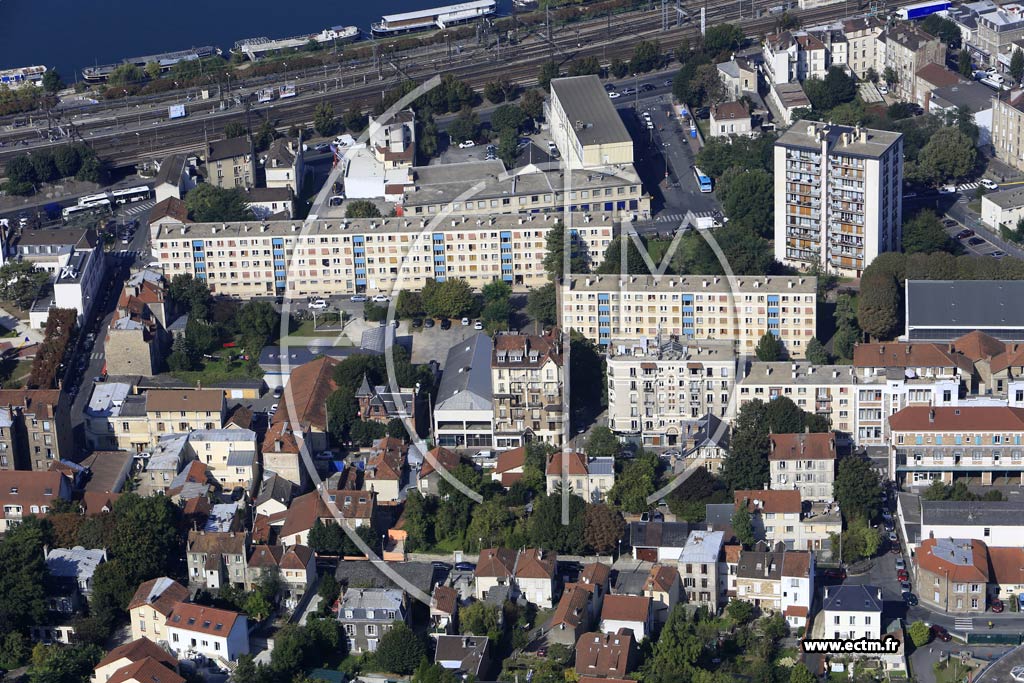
777 120 902 159
679 530 724 564
931 82 996 112
550 75 633 147
769 432 836 461
888 405 1024 432
45 546 105 582
166 602 241 636
569 273 816 293
822 585 883 613
207 136 251 161
917 537 990 581
983 185 1024 210
436 334 493 412
907 280 1024 331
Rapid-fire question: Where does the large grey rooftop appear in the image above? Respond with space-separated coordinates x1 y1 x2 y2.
777 119 902 158
907 280 1024 332
679 530 724 564
436 334 493 412
823 584 882 613
86 382 133 417
45 547 106 582
570 273 816 294
742 361 861 385
982 186 1024 210
550 75 632 147
931 82 996 113
922 500 1024 526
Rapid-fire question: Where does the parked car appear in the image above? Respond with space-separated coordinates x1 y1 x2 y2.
273 386 284 399
895 558 906 571
900 581 912 593
269 403 279 415
939 184 957 194
955 229 975 239
889 531 898 543
412 318 423 328
424 318 436 328
461 317 471 326
897 569 909 581
474 320 483 330
458 140 476 148
308 299 328 310
603 83 616 92
878 84 889 94
931 624 952 642
608 92 621 99
455 561 476 571
440 318 452 330
968 236 987 246
991 599 1005 613
991 250 1007 259
981 178 1000 190
823 568 846 580
431 561 452 570
350 294 368 302
903 592 919 606
371 295 390 302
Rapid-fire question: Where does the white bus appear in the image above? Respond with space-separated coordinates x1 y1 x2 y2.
63 201 110 221
77 192 110 207
110 186 151 205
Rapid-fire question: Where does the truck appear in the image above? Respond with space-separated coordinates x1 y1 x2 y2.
895 0 951 20
168 104 187 119
278 84 296 99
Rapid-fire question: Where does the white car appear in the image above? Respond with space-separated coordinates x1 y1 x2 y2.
939 185 957 194
350 294 368 302
981 178 999 190
461 317 471 326
608 91 621 99
308 299 328 310
474 320 483 330
371 295 390 303
269 403 279 414
458 140 476 149
878 84 889 94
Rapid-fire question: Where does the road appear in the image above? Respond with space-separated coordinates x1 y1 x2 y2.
907 190 1024 260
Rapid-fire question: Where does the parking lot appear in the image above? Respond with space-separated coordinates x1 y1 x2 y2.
941 216 1008 258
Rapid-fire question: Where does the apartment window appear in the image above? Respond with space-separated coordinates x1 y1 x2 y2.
366 624 377 636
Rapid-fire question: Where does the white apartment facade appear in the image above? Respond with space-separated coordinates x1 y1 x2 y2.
775 121 903 277
606 338 735 447
563 274 817 358
152 214 610 299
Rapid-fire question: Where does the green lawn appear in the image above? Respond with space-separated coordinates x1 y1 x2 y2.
0 358 33 389
646 238 675 265
170 355 263 385
290 316 349 338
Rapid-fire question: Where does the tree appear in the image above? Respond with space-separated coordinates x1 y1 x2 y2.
858 270 901 340
630 40 662 73
466 498 514 551
169 273 212 320
530 493 586 553
805 337 830 365
483 80 506 104
882 66 898 85
520 88 545 121
958 48 974 77
52 145 82 178
223 122 247 139
586 426 620 459
731 505 755 546
569 56 602 77
585 503 626 553
497 127 519 168
721 401 770 491
0 516 50 636
447 107 479 144
313 101 337 137
459 602 501 640
542 222 588 280
689 64 727 107
596 235 649 274
0 261 50 309
727 599 755 625
527 283 557 326
755 332 784 361
185 183 253 222
109 494 180 582
610 58 629 79
345 200 381 218
421 278 474 318
538 61 560 90
834 454 881 522
27 643 103 683
492 104 527 134
704 23 744 55
865 67 879 83
903 210 953 254
41 69 62 93
917 127 976 185
908 620 931 648
823 66 857 108
609 452 659 513
372 621 425 674
1012 51 1024 85
236 301 279 353
718 167 773 235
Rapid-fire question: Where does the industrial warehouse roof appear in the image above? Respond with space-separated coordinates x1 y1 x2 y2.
907 280 1024 331
550 75 632 147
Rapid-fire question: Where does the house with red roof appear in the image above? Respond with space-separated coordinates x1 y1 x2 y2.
514 548 557 608
165 602 249 662
768 431 836 502
417 447 466 497
128 577 189 643
91 638 181 683
574 631 635 679
598 595 652 642
916 537 990 613
492 446 526 488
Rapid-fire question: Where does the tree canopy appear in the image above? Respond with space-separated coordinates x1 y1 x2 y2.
185 183 253 222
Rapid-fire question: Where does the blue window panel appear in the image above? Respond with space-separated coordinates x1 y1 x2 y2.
955 435 962 445
355 278 366 286
272 238 284 245
604 202 613 211
353 235 365 243
916 436 923 445
196 272 207 279
192 240 206 247
598 315 610 323
500 231 512 238
502 274 514 282
598 305 610 312
936 435 943 445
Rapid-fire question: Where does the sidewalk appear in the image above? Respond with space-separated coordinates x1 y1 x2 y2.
0 305 41 345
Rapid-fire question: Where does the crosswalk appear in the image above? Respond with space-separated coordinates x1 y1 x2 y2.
655 213 685 223
954 618 974 631
119 199 155 217
89 352 104 361
956 182 980 193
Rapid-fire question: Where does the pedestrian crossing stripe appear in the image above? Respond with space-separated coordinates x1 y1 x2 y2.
655 213 685 222
954 618 973 631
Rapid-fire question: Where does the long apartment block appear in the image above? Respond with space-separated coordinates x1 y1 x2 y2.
775 120 903 277
151 213 613 298
562 274 817 358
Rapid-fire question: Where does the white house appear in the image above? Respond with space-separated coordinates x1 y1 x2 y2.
918 499 1024 550
474 547 517 602
821 585 882 641
164 603 249 662
780 551 815 630
599 595 652 642
514 548 557 608
545 451 615 503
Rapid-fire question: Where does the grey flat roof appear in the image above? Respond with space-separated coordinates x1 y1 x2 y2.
931 82 996 112
550 75 632 147
823 584 882 612
629 521 691 548
983 186 1024 209
921 500 1024 526
436 334 493 412
907 280 1024 329
778 119 901 159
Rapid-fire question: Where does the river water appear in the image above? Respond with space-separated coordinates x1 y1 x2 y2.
0 0 510 82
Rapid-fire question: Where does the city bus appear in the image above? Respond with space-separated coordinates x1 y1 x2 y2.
693 166 713 193
110 186 151 205
63 201 110 222
77 192 111 207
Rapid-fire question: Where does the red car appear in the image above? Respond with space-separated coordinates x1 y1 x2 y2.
897 569 909 581
991 599 1004 613
823 568 847 580
930 625 952 642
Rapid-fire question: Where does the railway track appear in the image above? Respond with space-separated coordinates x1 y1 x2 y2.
1 2 856 168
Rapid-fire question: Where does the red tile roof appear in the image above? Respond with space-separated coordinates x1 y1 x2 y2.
495 446 526 474
782 551 812 577
769 432 836 461
644 565 679 593
515 548 557 579
366 437 405 481
575 631 634 678
420 447 462 477
96 637 179 671
915 62 964 89
280 490 376 539
853 342 973 374
546 451 589 476
552 583 592 629
149 197 191 224
128 578 189 614
950 330 1006 362
0 470 68 517
917 538 989 582
82 491 121 515
987 547 1024 586
431 585 458 615
580 562 611 587
784 605 809 617
734 489 801 514
281 545 313 571
106 657 184 683
166 602 241 636
888 406 1024 432
600 595 650 623
475 547 516 578
273 357 339 431
724 545 742 563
